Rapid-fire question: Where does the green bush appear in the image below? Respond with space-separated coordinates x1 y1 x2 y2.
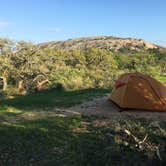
0 38 165 96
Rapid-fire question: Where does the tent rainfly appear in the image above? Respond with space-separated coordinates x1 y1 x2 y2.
109 72 166 111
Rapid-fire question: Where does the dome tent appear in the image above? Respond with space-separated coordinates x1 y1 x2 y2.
109 72 166 111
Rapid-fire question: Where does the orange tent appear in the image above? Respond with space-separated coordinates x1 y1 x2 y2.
109 72 166 111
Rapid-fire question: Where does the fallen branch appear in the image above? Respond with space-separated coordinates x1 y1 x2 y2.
124 129 162 161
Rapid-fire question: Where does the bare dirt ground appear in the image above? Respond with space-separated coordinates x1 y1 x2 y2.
67 94 166 121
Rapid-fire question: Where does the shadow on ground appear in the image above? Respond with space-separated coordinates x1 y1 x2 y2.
0 114 166 165
0 88 166 165
0 88 110 110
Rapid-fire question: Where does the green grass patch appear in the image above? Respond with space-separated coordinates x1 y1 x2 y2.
0 88 166 165
155 75 166 84
0 114 166 165
0 88 110 109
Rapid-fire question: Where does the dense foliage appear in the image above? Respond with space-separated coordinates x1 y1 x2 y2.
0 38 165 95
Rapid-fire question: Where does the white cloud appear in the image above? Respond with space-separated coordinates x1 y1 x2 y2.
47 27 62 32
153 40 166 46
0 21 14 27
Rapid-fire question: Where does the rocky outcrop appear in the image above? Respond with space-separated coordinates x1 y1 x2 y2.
39 36 165 52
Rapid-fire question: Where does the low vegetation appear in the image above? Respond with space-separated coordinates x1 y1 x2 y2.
0 93 166 165
0 85 165 165
0 88 110 109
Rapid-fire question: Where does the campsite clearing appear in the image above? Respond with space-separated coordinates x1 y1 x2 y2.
0 89 166 165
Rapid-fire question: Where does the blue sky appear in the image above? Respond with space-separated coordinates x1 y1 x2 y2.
0 0 165 46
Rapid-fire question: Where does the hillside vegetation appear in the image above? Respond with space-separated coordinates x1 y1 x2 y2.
0 37 165 97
